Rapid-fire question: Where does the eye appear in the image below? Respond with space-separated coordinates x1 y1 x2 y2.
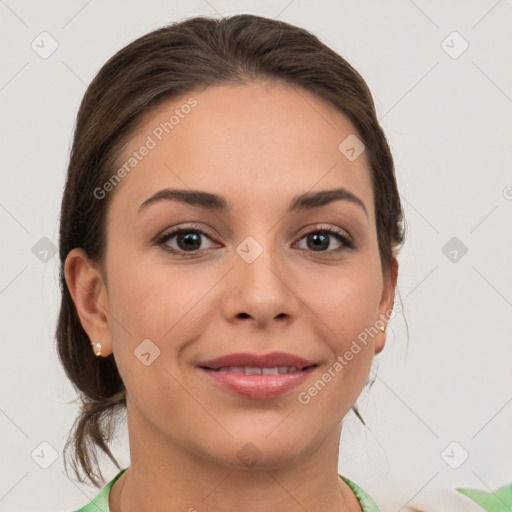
155 224 354 259
295 226 354 254
156 227 218 258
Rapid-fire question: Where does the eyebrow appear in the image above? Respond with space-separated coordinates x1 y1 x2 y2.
138 187 368 217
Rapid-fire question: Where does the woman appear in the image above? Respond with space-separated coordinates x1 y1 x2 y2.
57 13 405 512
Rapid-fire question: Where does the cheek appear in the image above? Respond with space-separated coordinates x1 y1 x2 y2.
105 262 194 413
104 249 167 366
309 266 382 347
106 256 218 357
304 278 379 403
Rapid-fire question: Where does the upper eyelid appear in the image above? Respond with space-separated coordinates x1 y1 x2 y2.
157 225 218 243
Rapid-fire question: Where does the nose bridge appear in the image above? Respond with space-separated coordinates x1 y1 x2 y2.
226 229 297 325
236 230 285 294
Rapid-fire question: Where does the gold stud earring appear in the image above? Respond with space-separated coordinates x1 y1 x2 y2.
92 342 102 356
379 324 387 332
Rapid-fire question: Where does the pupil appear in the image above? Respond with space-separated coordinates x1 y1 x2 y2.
309 233 328 251
178 232 201 251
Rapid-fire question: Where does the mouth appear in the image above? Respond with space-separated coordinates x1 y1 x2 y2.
196 351 320 399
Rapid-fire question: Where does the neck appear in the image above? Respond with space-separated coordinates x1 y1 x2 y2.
109 400 361 512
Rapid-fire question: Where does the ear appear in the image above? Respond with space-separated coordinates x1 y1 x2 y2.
64 248 113 357
374 253 399 355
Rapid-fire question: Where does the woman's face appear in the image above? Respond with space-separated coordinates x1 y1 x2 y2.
75 82 397 469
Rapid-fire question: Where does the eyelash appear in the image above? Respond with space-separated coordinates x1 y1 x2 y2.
155 225 354 259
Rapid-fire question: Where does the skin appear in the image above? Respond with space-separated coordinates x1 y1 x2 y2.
65 81 398 512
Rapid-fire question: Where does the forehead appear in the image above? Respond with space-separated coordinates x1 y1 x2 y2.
109 82 374 220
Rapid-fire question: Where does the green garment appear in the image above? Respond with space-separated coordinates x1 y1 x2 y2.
73 468 379 511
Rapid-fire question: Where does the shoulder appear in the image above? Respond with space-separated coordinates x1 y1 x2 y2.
70 469 127 512
339 474 380 512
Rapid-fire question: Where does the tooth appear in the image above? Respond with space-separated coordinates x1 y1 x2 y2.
244 367 262 375
216 367 300 375
219 367 244 373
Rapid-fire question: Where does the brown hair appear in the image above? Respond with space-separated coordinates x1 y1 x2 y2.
57 13 406 487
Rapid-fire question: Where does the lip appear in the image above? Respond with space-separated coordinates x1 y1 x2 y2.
197 351 316 370
196 351 318 400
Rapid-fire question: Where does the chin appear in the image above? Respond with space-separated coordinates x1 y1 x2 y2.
200 432 310 472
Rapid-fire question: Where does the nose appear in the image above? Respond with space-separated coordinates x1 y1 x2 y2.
220 236 300 330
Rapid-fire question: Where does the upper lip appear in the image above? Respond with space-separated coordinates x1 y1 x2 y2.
197 351 317 370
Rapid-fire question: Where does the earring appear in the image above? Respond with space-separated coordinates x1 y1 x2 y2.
379 324 387 332
92 342 102 356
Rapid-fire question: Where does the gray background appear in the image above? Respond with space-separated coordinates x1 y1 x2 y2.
1 0 511 511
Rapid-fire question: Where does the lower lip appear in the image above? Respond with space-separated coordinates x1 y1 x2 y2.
197 366 317 399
